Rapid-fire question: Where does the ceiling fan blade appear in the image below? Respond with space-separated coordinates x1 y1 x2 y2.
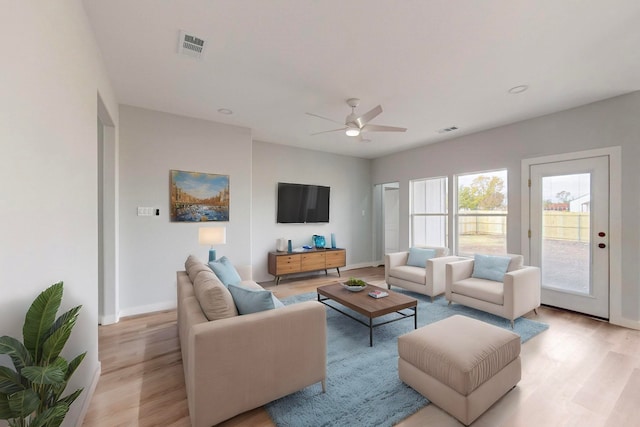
311 127 347 136
306 112 344 126
361 124 407 133
355 105 383 128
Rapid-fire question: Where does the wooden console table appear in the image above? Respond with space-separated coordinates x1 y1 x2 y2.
268 248 346 285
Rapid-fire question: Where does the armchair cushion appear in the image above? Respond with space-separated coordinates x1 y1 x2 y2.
406 247 436 267
472 254 511 282
452 278 504 305
389 265 427 284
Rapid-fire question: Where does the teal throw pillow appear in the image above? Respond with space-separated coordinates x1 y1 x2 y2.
227 283 275 315
208 256 242 286
406 247 437 267
472 254 511 282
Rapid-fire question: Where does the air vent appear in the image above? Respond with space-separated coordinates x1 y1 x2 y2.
437 126 459 134
178 30 206 59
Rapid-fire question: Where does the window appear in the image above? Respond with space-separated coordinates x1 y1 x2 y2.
410 177 448 247
456 170 507 255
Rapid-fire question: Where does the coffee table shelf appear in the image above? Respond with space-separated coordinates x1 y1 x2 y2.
317 282 417 346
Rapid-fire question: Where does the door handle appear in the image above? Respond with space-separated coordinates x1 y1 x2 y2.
598 243 606 249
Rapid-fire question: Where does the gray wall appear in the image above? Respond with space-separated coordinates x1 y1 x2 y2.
118 105 252 315
0 1 119 425
251 141 373 282
372 91 640 323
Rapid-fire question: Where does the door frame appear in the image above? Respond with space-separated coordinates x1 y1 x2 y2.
521 147 622 326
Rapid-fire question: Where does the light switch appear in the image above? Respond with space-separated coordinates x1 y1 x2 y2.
137 206 154 216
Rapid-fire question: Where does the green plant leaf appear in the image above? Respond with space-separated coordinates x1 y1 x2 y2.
0 393 16 420
65 352 85 381
0 367 24 395
7 389 39 418
0 336 33 374
21 366 65 385
25 402 69 427
23 282 64 363
58 388 83 408
41 307 80 364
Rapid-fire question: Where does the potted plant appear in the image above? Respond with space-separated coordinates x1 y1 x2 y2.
0 281 85 427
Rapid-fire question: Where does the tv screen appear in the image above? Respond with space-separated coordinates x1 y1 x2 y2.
277 182 330 223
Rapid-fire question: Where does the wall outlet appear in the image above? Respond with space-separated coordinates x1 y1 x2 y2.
137 207 154 216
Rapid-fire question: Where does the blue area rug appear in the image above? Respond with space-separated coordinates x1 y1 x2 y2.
266 290 548 427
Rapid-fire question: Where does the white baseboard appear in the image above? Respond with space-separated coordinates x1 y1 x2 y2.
99 313 118 325
610 315 640 331
119 300 176 318
75 362 101 427
343 261 381 271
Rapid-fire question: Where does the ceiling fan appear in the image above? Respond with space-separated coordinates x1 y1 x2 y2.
306 98 407 140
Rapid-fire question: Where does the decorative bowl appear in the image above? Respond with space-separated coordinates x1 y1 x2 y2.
341 282 367 292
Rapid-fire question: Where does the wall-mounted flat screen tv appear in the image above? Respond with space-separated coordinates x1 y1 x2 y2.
277 182 330 223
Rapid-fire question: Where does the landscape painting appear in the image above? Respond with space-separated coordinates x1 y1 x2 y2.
170 170 229 222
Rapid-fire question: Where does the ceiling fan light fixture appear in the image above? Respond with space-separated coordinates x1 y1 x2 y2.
345 127 360 137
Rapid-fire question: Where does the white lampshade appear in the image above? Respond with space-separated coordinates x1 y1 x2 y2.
199 227 226 245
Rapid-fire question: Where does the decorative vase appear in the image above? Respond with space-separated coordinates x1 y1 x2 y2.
313 235 326 248
276 238 287 252
331 233 336 249
287 239 292 253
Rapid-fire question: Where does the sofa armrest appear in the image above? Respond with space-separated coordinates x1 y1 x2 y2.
427 256 467 290
503 266 541 319
385 252 409 282
187 300 326 427
445 259 475 299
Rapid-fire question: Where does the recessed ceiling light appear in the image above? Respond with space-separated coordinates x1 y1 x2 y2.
217 108 233 115
508 85 529 94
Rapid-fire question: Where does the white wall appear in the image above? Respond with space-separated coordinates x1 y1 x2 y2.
251 141 373 282
0 1 118 426
118 105 252 315
372 91 640 323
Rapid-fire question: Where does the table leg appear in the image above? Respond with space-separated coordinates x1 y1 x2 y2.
414 306 418 329
369 317 373 347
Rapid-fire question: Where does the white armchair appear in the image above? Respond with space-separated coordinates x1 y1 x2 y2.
385 246 465 301
445 254 541 327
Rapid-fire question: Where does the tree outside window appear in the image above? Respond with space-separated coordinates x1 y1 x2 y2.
456 170 507 255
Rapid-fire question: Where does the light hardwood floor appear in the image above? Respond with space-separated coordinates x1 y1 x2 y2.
83 267 640 427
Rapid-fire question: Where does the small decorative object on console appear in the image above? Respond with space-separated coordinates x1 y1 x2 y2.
369 290 389 298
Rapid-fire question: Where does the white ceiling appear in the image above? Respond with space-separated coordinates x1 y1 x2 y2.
83 0 640 159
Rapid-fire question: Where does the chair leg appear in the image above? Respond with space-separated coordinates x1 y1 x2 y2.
510 320 515 329
448 300 452 305
430 296 434 303
534 308 538 315
387 283 391 290
321 379 326 393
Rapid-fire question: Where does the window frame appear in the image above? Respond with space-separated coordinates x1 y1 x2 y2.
409 176 448 248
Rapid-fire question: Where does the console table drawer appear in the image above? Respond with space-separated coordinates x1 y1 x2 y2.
301 252 326 272
325 250 346 268
275 255 300 273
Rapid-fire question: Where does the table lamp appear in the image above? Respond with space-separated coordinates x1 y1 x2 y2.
199 227 226 262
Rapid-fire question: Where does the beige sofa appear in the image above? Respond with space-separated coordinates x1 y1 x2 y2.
385 246 463 301
445 254 541 327
177 256 327 427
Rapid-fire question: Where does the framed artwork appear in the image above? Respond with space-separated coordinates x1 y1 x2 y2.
170 170 229 222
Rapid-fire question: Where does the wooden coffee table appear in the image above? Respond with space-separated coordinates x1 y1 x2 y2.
317 282 418 346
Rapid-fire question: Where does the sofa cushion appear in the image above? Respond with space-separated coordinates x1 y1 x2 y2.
228 283 275 314
472 254 511 282
406 247 436 267
239 280 285 308
452 277 504 305
185 254 203 271
389 265 427 284
187 261 212 284
209 256 242 286
193 270 238 320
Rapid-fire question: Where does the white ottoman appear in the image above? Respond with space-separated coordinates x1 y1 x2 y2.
398 315 521 425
